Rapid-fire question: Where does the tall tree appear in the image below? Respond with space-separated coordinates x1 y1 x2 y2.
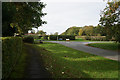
2 3 17 36
54 32 58 35
82 26 94 36
61 26 82 35
31 29 35 34
78 29 83 36
93 25 106 36
99 1 120 42
37 30 46 36
2 2 47 36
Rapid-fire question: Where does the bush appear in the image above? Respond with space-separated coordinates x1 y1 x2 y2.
23 36 34 43
59 35 75 40
49 35 58 40
75 36 86 39
43 35 49 40
23 35 39 39
2 37 22 79
49 35 75 40
85 36 91 40
32 35 39 39
39 36 42 39
39 35 49 40
41 37 44 40
85 36 107 41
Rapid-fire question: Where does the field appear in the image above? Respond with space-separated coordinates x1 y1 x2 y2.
31 42 119 78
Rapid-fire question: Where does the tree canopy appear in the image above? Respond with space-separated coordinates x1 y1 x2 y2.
61 26 82 36
82 26 94 36
54 32 59 35
61 25 106 36
2 2 46 37
37 30 46 36
99 0 120 42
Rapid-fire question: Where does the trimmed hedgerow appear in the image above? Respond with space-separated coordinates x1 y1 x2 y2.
43 35 49 40
2 37 22 79
59 35 75 40
23 36 34 43
23 35 39 39
49 35 58 40
85 36 107 41
49 35 75 40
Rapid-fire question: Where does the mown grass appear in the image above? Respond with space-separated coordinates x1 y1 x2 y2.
87 43 120 51
31 42 119 78
72 38 88 41
9 44 27 78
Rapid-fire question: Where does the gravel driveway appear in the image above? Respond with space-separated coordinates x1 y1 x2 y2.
46 41 119 61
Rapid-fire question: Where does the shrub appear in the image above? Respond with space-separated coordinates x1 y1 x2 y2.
2 37 22 79
85 36 91 40
32 35 39 39
59 35 75 40
49 35 58 40
75 36 86 39
23 35 39 39
23 36 34 43
40 35 49 40
49 35 75 40
85 36 107 41
41 37 44 40
39 36 42 39
43 35 49 40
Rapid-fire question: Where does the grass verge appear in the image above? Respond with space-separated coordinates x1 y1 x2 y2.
31 42 119 78
9 44 27 78
87 43 120 51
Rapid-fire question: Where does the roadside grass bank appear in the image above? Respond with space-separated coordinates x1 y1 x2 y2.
72 38 88 41
87 43 120 51
31 42 119 78
73 38 115 42
9 44 27 78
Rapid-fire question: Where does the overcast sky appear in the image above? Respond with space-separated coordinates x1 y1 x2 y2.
35 0 107 34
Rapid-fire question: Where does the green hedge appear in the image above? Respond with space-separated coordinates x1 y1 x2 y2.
23 35 39 39
23 35 49 41
49 35 57 40
85 36 107 41
49 35 75 40
43 35 49 40
2 37 22 79
59 35 75 40
23 36 34 43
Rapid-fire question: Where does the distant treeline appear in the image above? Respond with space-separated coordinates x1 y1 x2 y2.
61 25 106 36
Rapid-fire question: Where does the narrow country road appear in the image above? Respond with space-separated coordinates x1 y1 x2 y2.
24 44 51 78
46 41 119 61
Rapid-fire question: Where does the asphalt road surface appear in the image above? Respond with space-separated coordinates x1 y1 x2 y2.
46 41 119 61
